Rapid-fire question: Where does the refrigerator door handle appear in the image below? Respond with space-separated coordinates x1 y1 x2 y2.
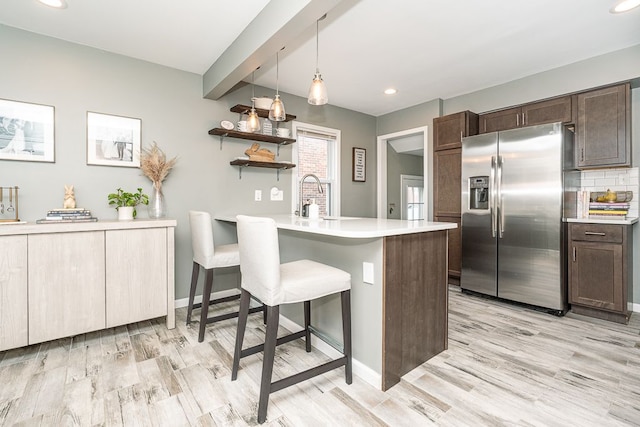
490 155 497 237
497 155 505 238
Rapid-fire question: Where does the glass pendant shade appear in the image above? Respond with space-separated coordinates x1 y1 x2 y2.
247 106 261 133
269 94 286 121
308 72 328 105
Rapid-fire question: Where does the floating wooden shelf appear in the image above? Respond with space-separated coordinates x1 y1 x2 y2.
229 159 296 180
208 128 296 146
230 104 297 122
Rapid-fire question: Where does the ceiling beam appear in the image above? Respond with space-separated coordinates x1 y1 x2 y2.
203 0 343 100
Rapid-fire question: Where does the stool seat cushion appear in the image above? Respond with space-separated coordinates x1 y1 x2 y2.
202 242 240 269
279 259 351 305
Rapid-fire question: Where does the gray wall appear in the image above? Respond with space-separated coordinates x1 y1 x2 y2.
386 146 423 219
0 24 376 300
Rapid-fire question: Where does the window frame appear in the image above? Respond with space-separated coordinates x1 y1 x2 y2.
291 121 341 217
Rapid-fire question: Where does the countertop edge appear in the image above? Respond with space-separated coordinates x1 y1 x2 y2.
0 218 177 235
566 217 638 225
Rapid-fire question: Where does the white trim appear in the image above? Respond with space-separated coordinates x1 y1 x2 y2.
629 301 639 312
277 315 382 389
376 126 429 219
291 121 341 216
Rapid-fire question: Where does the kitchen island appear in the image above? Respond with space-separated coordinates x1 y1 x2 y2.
216 214 456 390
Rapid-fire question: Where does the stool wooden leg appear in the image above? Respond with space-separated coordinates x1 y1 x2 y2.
197 268 213 343
304 300 311 352
258 305 279 424
232 289 251 381
341 290 352 384
186 261 200 325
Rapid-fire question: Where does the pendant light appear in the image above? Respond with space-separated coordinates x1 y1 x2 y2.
308 14 328 105
247 70 261 133
269 48 286 121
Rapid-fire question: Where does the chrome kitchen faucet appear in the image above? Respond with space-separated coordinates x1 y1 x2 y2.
297 173 323 216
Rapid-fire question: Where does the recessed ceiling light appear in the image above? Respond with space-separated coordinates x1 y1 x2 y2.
384 88 397 95
610 0 640 13
37 0 68 9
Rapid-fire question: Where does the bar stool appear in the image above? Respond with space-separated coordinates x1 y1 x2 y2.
232 215 352 424
187 211 264 342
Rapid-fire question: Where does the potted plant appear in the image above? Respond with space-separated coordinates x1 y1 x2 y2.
107 187 149 220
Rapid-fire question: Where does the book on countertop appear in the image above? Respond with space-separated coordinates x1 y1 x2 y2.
587 215 627 220
46 208 93 219
37 217 98 224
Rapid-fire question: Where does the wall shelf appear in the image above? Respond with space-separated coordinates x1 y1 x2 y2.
209 128 295 153
229 159 296 180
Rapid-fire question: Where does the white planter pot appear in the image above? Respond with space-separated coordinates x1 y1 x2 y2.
118 206 135 220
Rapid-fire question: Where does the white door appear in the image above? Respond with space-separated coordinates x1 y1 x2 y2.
401 174 424 220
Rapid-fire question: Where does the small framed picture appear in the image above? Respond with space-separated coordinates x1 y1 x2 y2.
0 98 55 163
352 147 366 182
87 111 141 167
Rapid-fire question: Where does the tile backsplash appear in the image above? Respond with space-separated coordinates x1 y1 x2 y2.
580 167 639 218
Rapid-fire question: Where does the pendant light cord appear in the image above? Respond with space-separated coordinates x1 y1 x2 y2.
315 19 319 73
276 50 280 94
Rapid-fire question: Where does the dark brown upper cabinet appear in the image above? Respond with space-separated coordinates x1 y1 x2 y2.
479 96 574 134
433 111 479 151
576 83 630 169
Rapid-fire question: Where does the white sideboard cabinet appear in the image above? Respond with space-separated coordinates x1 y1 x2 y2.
0 219 176 352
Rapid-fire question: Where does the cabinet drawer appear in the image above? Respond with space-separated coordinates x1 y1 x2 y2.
569 224 623 243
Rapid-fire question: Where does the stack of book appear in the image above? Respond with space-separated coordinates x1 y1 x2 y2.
36 208 98 223
588 202 630 219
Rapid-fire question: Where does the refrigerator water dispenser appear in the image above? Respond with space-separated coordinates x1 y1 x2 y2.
469 176 489 210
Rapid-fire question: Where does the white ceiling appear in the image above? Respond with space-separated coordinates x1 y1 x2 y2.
1 0 639 117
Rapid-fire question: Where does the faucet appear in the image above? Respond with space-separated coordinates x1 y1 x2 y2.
298 173 324 216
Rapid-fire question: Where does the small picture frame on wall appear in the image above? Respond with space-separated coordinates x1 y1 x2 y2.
0 98 55 163
352 147 366 182
87 111 141 167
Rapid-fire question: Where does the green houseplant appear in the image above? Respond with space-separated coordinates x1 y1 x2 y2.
107 187 149 219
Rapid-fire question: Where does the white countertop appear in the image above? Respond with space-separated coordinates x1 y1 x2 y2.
566 217 638 225
215 214 457 238
0 218 177 236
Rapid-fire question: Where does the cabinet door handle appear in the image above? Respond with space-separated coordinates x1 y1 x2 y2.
584 231 606 236
572 247 576 262
581 148 584 162
516 114 520 127
460 131 463 140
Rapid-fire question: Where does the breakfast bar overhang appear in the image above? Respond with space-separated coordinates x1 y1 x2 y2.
216 214 456 390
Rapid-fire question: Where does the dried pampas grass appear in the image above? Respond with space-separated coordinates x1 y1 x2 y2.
140 142 177 190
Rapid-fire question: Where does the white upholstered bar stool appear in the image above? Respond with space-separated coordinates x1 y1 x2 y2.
187 211 265 342
232 215 352 424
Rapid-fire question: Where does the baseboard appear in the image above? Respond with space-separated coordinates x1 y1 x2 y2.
630 301 639 313
277 315 382 390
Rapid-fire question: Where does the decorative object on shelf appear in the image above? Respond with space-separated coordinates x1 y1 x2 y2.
308 14 328 105
269 47 287 121
276 128 290 138
0 98 55 163
244 143 275 162
107 187 149 220
253 97 273 110
36 207 97 224
0 186 20 223
247 70 261 133
140 142 177 219
87 112 141 167
220 120 234 130
262 118 273 136
352 147 366 182
63 184 76 209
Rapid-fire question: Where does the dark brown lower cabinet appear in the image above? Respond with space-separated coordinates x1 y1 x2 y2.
435 215 461 284
568 223 632 324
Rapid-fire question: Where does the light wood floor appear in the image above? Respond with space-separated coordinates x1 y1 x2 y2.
1 287 639 426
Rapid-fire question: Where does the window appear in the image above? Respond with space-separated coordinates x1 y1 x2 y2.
291 122 340 217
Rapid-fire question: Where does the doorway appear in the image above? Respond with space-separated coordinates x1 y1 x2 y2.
376 126 429 219
401 174 424 220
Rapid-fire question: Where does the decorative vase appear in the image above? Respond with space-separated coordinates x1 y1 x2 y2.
148 185 166 218
118 206 135 221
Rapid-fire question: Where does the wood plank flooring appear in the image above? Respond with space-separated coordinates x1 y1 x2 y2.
1 287 639 426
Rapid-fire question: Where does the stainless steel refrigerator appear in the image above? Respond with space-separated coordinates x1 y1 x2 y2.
461 122 577 313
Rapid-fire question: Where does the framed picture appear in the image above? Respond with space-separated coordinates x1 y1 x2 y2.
0 98 55 163
352 147 366 182
87 111 141 167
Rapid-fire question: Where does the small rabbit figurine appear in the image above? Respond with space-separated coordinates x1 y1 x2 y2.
63 185 76 209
